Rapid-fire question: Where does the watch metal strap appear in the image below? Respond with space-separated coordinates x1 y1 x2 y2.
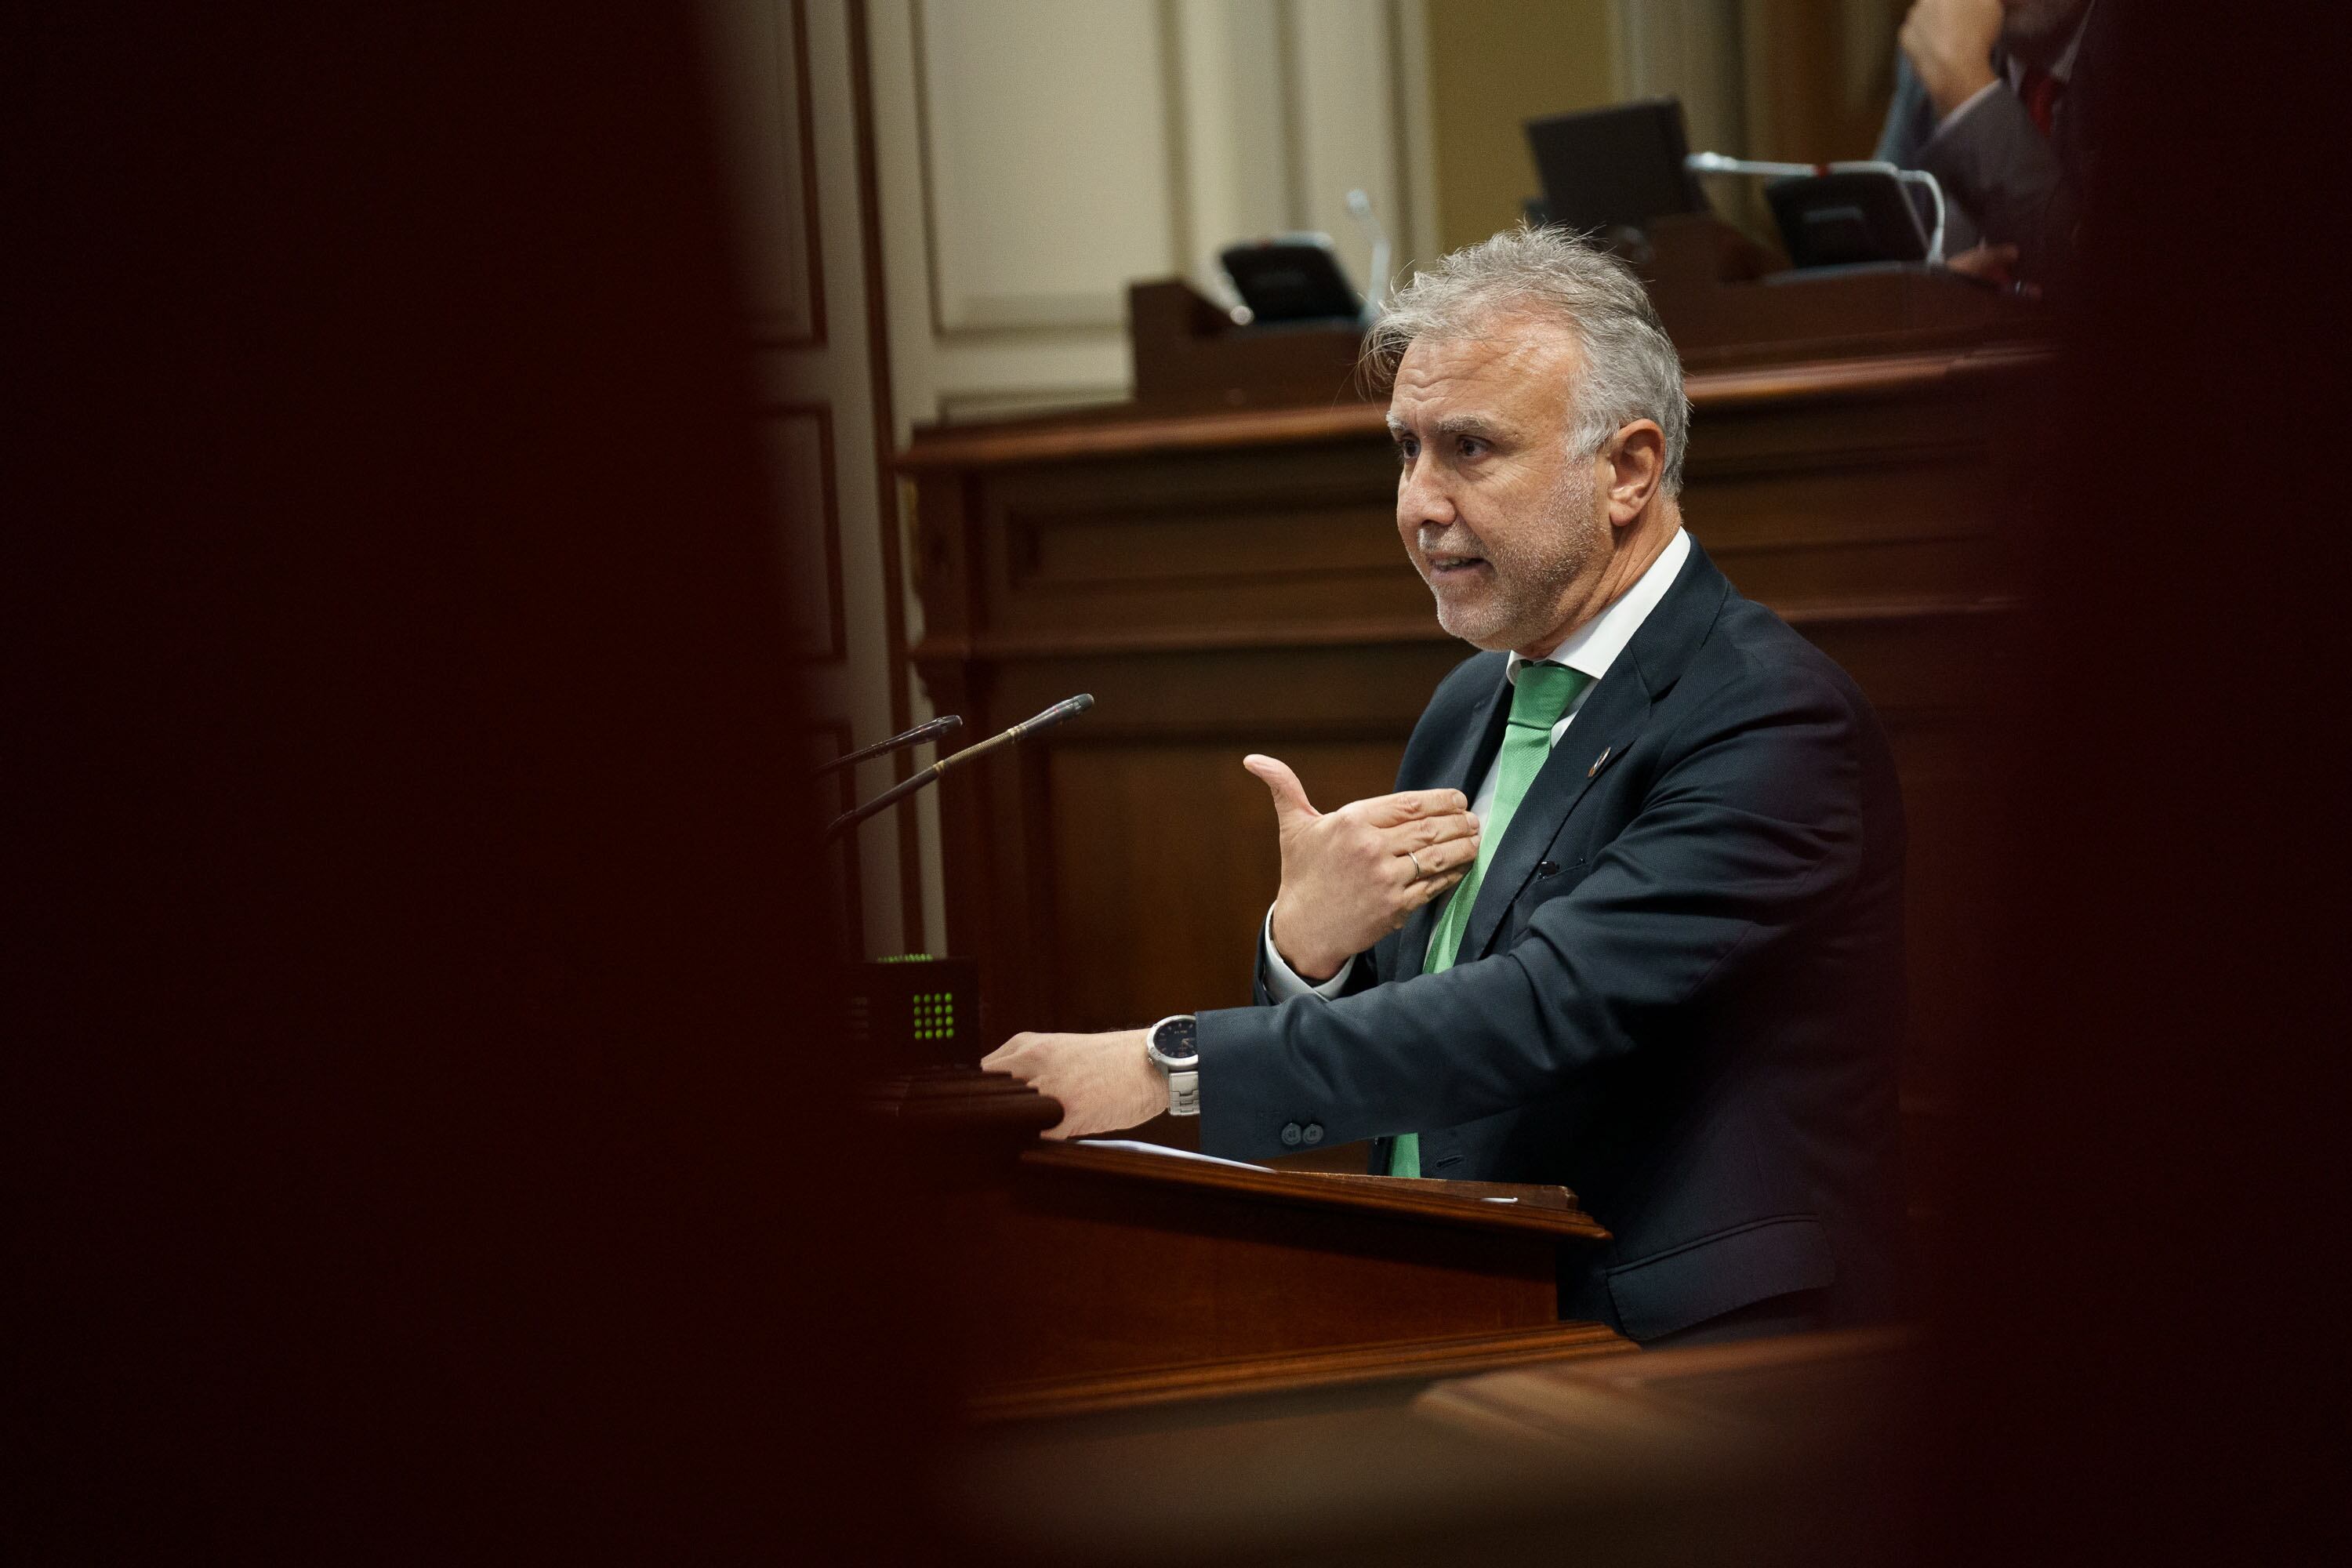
1146 1014 1200 1116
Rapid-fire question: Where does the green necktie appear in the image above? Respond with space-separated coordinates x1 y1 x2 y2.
1389 661 1592 1178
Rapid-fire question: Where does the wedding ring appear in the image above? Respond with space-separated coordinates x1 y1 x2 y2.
1406 849 1427 881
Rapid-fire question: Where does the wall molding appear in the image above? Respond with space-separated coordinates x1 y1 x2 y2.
746 0 829 348
765 401 849 662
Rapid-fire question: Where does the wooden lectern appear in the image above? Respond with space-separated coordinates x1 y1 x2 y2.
868 1069 1635 1421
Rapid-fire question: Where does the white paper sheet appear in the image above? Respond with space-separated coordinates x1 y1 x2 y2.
1076 1138 1271 1173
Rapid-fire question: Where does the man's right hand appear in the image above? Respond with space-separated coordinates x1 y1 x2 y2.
1244 754 1479 983
1900 0 2002 119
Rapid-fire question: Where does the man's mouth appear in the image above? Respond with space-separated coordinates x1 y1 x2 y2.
1425 550 1489 582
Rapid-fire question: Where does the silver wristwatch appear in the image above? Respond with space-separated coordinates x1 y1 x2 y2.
1145 1014 1200 1117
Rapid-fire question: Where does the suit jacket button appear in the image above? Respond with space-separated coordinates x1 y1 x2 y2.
1280 1122 1303 1147
1302 1123 1324 1145
1537 860 1560 876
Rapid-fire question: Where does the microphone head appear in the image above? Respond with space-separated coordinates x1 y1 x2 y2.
1019 692 1095 735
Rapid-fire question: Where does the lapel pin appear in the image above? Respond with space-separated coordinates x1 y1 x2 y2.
1588 744 1612 779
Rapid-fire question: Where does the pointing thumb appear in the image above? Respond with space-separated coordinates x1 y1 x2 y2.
1243 754 1319 826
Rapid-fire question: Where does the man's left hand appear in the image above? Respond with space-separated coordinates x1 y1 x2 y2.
1944 241 2020 286
981 1028 1165 1138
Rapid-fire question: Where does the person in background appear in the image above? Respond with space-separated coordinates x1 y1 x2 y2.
1878 0 2108 290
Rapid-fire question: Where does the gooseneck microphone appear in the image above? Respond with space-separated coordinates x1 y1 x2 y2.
1683 151 1948 263
1345 188 1392 322
808 713 964 779
824 695 1094 840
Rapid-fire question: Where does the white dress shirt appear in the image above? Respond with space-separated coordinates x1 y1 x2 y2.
1262 528 1692 1000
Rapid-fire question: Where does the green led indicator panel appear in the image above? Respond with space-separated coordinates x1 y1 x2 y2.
910 990 956 1041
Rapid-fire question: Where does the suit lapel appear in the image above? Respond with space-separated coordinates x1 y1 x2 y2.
1456 538 1731 965
1396 670 1512 978
1457 665 1652 964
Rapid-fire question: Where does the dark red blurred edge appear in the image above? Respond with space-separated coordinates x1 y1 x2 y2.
3 3 937 1559
1922 2 2352 1562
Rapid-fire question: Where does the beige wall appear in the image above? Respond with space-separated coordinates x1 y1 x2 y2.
869 0 1435 429
1422 0 1619 254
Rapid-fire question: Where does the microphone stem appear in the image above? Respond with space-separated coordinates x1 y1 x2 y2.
822 695 1091 840
810 714 960 779
823 724 1021 840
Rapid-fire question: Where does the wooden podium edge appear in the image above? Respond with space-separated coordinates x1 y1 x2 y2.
966 1320 1637 1425
862 1067 1061 1131
1019 1142 1611 1240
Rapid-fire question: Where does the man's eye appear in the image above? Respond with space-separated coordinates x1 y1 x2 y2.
1457 437 1487 459
1395 438 1418 463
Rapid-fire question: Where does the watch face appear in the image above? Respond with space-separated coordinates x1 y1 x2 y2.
1152 1016 1199 1068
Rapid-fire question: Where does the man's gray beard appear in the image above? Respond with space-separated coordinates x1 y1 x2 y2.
1430 488 1604 652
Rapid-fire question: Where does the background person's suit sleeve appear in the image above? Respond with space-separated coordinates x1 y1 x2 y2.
1875 54 1987 256
1912 82 2071 279
1199 666 1868 1163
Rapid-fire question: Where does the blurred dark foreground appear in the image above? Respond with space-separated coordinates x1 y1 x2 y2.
9 2 2348 1561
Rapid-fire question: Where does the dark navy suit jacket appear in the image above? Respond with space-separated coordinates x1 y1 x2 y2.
1195 541 1908 1341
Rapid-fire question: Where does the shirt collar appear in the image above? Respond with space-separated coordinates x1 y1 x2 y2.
1506 528 1690 688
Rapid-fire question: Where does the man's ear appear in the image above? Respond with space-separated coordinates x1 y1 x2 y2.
1604 421 1667 526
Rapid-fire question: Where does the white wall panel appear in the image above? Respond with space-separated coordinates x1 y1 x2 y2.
1172 0 1289 302
874 0 1429 427
1290 0 1411 296
916 0 1183 333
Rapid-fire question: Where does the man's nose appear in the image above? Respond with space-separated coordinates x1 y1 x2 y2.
1398 458 1454 531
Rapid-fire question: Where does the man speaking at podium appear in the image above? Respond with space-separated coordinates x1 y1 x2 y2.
985 228 1907 1346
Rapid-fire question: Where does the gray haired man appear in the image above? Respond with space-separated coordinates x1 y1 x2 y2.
985 228 1907 1345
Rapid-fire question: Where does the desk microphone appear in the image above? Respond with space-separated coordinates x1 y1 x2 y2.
1345 189 1392 321
809 713 964 779
825 695 1094 839
1683 151 1947 264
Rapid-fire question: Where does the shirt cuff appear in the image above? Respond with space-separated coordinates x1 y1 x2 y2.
1931 78 2003 141
1261 907 1356 1001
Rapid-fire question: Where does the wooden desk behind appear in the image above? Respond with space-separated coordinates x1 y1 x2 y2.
902 343 2045 1185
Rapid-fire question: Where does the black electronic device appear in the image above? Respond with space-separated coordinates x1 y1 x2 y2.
851 954 983 1071
1765 170 1933 269
1219 235 1362 325
1524 98 1708 238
